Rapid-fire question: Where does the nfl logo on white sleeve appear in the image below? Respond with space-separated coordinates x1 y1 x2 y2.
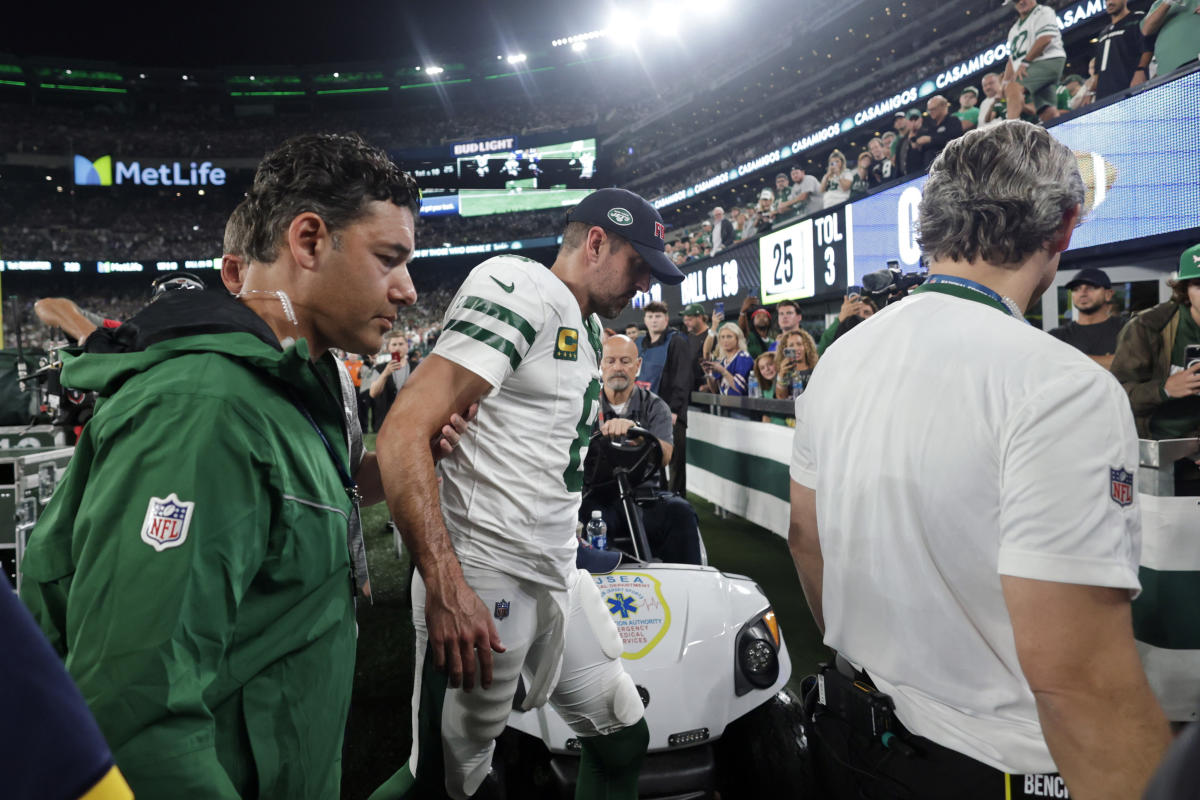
140 493 196 551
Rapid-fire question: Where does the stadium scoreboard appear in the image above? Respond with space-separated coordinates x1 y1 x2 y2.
402 139 597 191
758 207 852 304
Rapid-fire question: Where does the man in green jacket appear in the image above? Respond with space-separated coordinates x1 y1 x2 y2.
1111 242 1200 443
19 133 430 798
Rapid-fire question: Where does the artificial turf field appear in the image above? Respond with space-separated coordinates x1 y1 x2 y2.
342 449 829 798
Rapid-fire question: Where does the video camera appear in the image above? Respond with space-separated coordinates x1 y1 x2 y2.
859 259 926 306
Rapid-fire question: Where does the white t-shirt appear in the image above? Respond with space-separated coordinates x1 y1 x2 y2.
822 170 855 208
785 175 822 217
978 95 1001 129
434 255 602 589
1007 4 1066 64
791 287 1141 774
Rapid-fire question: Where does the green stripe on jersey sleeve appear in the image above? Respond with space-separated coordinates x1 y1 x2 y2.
444 319 523 371
460 296 537 345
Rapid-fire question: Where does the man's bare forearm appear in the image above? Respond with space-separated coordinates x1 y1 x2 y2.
33 298 98 343
1024 34 1053 64
788 481 825 634
377 419 464 588
1034 679 1169 799
1141 3 1170 36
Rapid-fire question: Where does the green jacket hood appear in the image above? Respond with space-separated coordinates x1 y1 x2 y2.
62 290 316 396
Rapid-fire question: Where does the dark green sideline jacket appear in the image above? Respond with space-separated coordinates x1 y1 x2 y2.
19 291 357 799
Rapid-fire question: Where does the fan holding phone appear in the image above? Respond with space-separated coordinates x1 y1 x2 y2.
1111 243 1200 446
701 322 755 398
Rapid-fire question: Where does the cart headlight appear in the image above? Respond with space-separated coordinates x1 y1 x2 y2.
741 639 774 675
733 608 781 695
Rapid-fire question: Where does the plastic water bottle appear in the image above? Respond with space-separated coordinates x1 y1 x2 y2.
585 510 608 550
791 372 806 397
747 373 760 398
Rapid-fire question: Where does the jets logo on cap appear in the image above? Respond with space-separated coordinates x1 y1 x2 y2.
607 207 633 226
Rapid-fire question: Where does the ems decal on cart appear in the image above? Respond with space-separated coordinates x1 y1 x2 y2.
595 572 671 660
139 493 195 551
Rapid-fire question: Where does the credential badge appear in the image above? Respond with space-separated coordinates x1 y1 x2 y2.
140 493 195 551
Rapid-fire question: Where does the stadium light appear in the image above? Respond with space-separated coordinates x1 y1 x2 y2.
686 0 728 15
426 66 445 75
572 41 587 52
608 8 637 34
506 53 527 65
552 29 607 47
649 4 679 36
333 71 340 77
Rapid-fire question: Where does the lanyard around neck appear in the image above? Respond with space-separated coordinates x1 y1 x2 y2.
913 274 1027 322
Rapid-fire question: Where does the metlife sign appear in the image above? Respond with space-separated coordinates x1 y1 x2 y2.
74 155 228 187
650 0 1105 211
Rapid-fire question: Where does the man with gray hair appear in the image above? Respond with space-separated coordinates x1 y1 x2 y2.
711 206 734 254
790 121 1170 798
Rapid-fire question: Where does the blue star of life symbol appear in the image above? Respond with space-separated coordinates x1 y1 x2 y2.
607 592 638 618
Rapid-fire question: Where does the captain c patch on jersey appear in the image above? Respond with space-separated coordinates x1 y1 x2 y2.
140 493 195 551
554 327 579 360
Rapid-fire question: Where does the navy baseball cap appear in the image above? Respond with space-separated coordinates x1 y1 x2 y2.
566 188 685 285
1065 267 1112 289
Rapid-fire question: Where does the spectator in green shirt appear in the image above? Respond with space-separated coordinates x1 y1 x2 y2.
736 296 775 358
954 86 981 130
1141 0 1200 77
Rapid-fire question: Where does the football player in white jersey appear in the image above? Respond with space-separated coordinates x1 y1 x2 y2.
372 188 684 800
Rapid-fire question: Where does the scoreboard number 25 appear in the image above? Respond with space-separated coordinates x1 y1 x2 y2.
758 207 852 304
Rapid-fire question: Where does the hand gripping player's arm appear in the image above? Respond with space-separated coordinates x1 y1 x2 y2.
376 355 505 691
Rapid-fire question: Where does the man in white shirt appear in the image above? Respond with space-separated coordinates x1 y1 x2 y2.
710 206 734 254
789 121 1169 799
373 188 684 800
1002 0 1068 122
977 71 1005 128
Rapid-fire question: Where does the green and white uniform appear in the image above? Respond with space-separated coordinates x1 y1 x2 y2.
1006 4 1065 64
438 255 602 588
1007 4 1067 111
376 256 645 800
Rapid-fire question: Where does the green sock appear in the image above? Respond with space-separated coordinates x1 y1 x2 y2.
575 719 650 800
367 763 416 800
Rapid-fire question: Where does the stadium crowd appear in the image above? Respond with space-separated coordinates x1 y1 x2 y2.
1 1 1190 265
0 100 604 159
